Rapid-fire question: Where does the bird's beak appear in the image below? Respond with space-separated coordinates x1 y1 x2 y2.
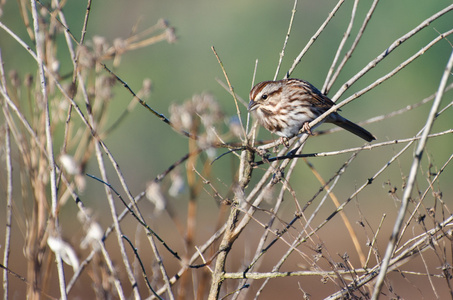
248 100 257 111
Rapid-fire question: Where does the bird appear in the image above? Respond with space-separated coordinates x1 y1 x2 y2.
248 78 376 144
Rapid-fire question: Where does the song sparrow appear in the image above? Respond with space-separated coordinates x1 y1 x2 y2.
248 78 375 143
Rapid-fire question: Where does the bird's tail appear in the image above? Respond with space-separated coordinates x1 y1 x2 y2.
333 116 376 142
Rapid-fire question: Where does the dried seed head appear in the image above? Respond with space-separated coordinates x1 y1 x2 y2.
47 236 79 272
146 181 167 214
24 73 33 88
9 70 20 88
165 27 177 43
142 78 153 97
59 154 81 175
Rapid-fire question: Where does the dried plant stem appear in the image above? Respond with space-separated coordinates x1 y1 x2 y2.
254 153 356 295
102 64 195 140
226 138 309 297
324 0 380 94
306 139 416 244
331 4 453 102
0 58 128 299
79 0 92 45
400 152 453 243
0 20 100 140
286 0 345 77
304 159 366 266
309 28 453 135
93 137 139 299
253 129 452 166
248 75 452 296
303 92 452 256
209 46 257 300
327 215 453 300
1 0 452 298
11 5 176 296
0 59 13 300
62 23 141 296
364 214 386 269
62 182 126 298
322 82 453 136
371 48 453 300
29 0 67 299
255 22 453 160
225 269 368 279
322 0 360 94
180 126 201 299
230 155 294 299
208 206 241 299
0 69 123 298
274 0 298 80
212 46 247 140
122 236 164 300
151 223 228 298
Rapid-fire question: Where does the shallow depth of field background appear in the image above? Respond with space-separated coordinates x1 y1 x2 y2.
0 0 452 299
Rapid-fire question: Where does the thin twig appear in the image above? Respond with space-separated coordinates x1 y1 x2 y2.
0 51 13 300
86 174 181 260
212 46 247 140
286 0 345 77
122 235 164 300
327 215 453 300
324 0 380 94
364 214 386 269
322 0 359 94
302 28 453 134
372 48 453 299
331 4 453 102
102 63 196 140
252 129 452 166
30 1 66 298
274 0 298 80
305 157 366 266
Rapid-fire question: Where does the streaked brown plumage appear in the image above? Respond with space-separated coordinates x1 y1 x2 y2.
248 78 375 142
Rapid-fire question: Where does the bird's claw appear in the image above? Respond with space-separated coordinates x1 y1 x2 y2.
302 122 313 135
280 137 290 147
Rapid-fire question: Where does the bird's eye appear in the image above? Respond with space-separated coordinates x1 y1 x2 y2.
261 94 268 100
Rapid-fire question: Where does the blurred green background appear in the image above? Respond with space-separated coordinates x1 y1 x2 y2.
1 0 452 298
